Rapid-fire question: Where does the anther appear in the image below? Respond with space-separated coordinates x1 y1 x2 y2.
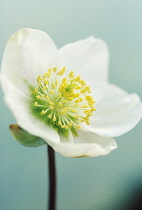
34 102 38 106
36 95 41 99
50 106 54 110
50 90 54 94
58 121 62 125
53 116 56 121
58 93 62 98
46 96 50 100
35 87 38 92
40 110 46 115
48 114 52 118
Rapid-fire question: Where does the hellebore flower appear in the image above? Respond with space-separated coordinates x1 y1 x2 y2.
1 28 142 157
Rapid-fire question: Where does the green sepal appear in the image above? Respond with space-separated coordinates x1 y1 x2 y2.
9 124 47 147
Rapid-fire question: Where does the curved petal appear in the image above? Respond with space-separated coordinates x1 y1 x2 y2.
1 74 60 144
49 37 109 82
50 127 117 158
1 28 57 92
89 82 142 137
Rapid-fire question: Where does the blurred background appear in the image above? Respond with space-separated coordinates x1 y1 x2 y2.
0 1 142 210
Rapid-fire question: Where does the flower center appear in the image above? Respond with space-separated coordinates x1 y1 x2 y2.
29 67 96 137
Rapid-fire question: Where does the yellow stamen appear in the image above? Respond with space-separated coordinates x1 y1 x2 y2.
34 102 38 106
40 110 46 115
53 116 56 121
35 87 38 92
41 94 45 98
68 121 73 126
50 90 54 94
69 71 74 78
44 79 48 85
46 96 50 100
50 106 54 110
48 114 52 118
31 67 96 136
58 93 62 98
75 125 81 130
53 67 57 72
36 95 41 99
58 121 62 125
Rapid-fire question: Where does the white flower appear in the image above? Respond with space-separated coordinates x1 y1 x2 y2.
1 28 142 157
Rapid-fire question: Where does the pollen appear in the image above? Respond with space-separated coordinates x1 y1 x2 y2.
30 67 96 138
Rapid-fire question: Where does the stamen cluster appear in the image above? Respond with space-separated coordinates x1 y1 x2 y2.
30 67 96 137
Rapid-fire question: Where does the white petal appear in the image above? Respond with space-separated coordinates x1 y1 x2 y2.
50 127 117 158
1 28 57 91
89 82 142 137
50 37 109 82
1 74 60 144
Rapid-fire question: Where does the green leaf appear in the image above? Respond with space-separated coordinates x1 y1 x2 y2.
9 124 47 147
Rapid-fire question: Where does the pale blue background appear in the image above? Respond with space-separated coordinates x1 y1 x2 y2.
0 1 142 210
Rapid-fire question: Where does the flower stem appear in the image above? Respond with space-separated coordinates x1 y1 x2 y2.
47 145 56 210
